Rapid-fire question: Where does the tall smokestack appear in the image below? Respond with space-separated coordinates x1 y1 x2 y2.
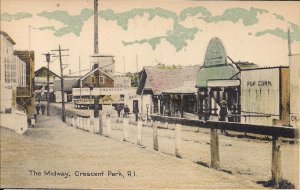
94 0 99 54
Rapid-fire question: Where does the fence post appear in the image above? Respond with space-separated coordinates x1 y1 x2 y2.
123 117 128 141
210 128 220 169
175 124 182 158
94 117 100 134
98 114 102 135
87 117 91 132
83 117 87 130
165 122 169 129
75 116 79 128
103 115 107 136
153 121 159 151
78 117 81 129
137 119 143 146
81 117 84 129
106 116 111 137
72 116 75 127
271 136 282 188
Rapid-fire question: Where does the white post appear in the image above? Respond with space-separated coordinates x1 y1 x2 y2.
106 116 111 137
80 117 83 130
72 117 75 127
83 117 86 130
123 117 128 141
78 117 81 129
175 124 182 158
153 121 159 151
165 122 168 129
94 117 100 134
77 116 80 128
85 117 88 130
87 117 91 132
137 119 143 146
102 115 107 136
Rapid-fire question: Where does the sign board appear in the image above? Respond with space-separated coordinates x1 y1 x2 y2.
241 68 280 118
204 38 227 67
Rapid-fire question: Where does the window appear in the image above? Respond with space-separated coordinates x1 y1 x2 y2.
99 76 104 83
91 76 95 83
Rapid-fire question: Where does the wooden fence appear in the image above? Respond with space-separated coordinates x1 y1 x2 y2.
150 115 298 188
65 113 298 188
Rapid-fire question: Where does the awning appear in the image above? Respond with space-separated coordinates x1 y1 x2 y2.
196 65 239 88
207 79 240 87
162 86 197 94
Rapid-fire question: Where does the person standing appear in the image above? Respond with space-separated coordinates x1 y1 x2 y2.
36 101 41 115
31 117 35 128
41 103 45 115
116 104 121 118
124 105 130 118
219 100 228 134
133 102 139 122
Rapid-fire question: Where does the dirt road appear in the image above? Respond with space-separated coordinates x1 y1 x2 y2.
1 107 263 189
54 102 299 188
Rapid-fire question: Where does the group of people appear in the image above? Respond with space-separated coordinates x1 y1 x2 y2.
116 104 130 118
31 101 47 128
35 101 46 115
116 103 139 122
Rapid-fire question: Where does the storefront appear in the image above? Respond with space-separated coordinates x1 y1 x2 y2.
162 84 197 118
196 37 240 121
241 67 290 126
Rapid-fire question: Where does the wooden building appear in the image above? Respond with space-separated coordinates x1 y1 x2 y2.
196 38 240 121
80 67 115 88
137 65 200 116
14 50 35 119
241 67 290 126
34 67 60 101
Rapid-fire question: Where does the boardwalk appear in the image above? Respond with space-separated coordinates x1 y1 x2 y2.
0 109 262 189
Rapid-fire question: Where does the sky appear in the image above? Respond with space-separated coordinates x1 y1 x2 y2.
1 0 300 76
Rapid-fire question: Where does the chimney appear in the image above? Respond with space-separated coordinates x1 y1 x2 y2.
94 0 99 54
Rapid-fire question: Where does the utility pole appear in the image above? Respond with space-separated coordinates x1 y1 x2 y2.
288 27 292 57
136 53 139 86
52 45 69 122
94 0 99 54
123 56 125 87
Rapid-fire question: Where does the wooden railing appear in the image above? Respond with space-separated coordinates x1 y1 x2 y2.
64 111 298 188
150 115 298 188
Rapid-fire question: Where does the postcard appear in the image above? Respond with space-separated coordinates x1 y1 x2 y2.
1 0 299 189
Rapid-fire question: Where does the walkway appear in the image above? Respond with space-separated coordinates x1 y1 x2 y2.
1 109 262 189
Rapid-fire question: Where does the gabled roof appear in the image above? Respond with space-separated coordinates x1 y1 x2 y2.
196 64 239 88
14 50 35 63
137 65 201 95
35 67 60 78
80 67 115 81
54 78 79 92
0 31 16 45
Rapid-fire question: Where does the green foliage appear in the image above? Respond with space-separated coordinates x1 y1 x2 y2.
202 7 268 26
37 8 93 36
125 72 141 87
179 6 211 21
273 13 284 21
29 5 300 45
255 22 300 42
1 12 32 21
